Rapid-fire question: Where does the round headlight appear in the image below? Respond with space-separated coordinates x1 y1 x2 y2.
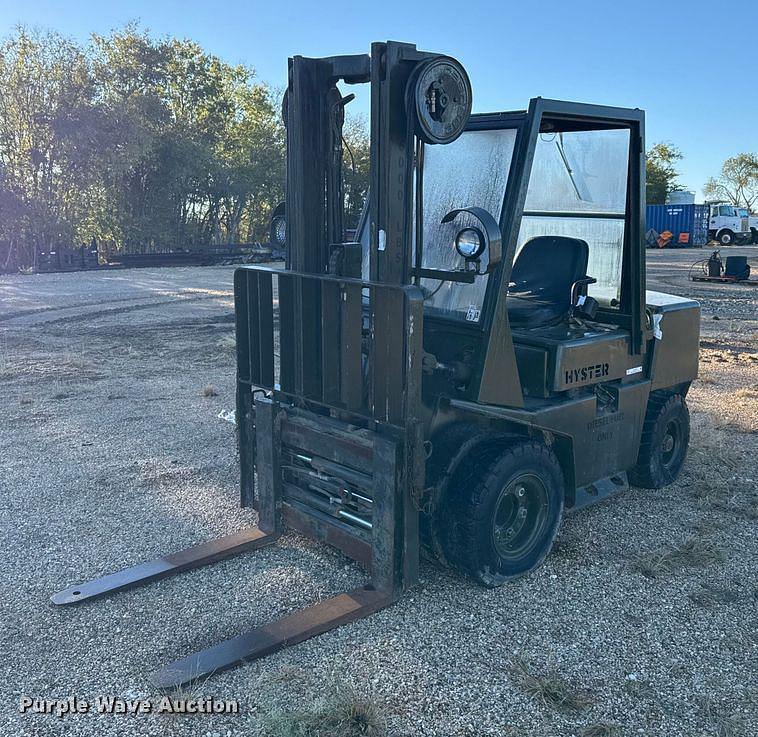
271 215 286 247
455 227 486 260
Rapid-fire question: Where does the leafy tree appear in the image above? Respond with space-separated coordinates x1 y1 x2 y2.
646 142 683 205
213 73 285 244
342 115 370 229
0 166 30 269
0 27 96 266
703 153 758 210
0 24 364 271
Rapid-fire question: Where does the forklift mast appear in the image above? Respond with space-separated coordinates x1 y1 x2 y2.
235 42 474 597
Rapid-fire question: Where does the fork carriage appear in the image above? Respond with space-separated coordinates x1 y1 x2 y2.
235 266 426 594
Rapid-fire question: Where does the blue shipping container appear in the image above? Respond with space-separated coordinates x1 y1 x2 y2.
646 204 709 246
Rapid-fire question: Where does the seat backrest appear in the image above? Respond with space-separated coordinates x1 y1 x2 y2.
510 236 590 301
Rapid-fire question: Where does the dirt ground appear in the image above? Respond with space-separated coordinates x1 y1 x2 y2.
0 248 756 737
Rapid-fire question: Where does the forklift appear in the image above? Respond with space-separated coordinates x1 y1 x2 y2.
52 41 700 689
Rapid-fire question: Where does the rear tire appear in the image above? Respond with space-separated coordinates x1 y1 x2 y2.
751 228 758 245
438 440 564 586
629 393 690 489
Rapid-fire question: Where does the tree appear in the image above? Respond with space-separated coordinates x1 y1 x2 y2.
214 74 285 244
89 27 284 250
0 166 31 270
703 153 758 210
646 143 683 205
0 27 97 268
342 115 370 229
0 23 334 270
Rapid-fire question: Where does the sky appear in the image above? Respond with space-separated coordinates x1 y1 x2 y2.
1 0 756 199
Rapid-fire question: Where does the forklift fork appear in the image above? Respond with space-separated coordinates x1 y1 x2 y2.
151 585 392 689
52 528 394 690
52 528 397 689
51 528 276 606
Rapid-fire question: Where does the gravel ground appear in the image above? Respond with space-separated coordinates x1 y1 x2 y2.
0 250 756 737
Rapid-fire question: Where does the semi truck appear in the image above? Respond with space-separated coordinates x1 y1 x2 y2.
708 202 753 245
736 207 758 244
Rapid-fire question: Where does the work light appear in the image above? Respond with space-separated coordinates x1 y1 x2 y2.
455 226 486 260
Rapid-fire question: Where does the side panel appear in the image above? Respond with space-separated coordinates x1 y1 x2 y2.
553 335 636 391
646 291 700 391
513 329 644 394
523 383 649 489
451 379 650 495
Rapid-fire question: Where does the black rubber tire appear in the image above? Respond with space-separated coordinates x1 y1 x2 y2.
629 392 690 489
422 424 507 566
751 228 758 245
438 440 564 587
718 230 734 246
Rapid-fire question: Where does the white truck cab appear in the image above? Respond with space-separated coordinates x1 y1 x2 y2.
708 203 752 245
736 207 758 244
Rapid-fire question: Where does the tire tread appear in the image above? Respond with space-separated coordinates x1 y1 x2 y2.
442 439 564 586
629 391 689 489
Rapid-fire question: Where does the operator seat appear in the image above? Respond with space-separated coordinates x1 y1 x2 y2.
507 236 591 328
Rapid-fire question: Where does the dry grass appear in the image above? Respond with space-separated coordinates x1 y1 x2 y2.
630 535 725 578
708 497 758 520
152 669 214 734
216 333 236 352
733 386 758 401
0 354 99 381
268 664 308 685
687 432 739 473
685 428 757 517
700 695 746 737
688 583 740 608
696 376 719 385
508 656 592 713
201 384 218 397
581 723 622 737
262 686 386 737
684 431 741 504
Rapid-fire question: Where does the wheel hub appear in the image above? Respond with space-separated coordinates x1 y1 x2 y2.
492 474 549 560
661 421 678 465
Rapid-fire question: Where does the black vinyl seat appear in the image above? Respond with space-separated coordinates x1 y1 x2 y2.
507 236 590 328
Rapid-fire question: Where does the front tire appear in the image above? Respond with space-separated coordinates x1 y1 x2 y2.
718 230 735 246
629 392 690 489
439 440 564 586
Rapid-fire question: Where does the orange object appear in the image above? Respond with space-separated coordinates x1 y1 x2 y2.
657 230 673 248
678 233 690 244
